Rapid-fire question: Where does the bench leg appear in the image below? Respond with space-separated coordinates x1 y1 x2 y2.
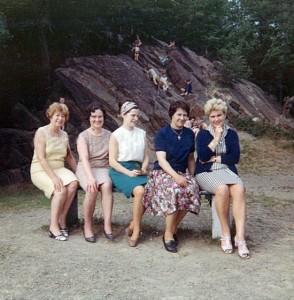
66 191 79 227
211 196 222 239
211 196 231 239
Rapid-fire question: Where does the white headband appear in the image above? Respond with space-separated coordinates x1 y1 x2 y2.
120 102 138 115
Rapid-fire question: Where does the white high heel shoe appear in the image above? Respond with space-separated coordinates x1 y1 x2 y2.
220 236 233 254
234 239 250 259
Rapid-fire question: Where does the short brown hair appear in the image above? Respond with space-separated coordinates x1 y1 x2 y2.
86 104 106 119
168 101 190 118
46 102 69 122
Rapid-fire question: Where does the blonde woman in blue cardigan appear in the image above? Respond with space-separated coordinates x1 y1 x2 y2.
195 98 250 259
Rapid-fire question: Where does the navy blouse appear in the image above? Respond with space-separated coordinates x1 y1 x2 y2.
153 125 195 173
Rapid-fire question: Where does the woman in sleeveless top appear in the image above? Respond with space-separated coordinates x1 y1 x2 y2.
76 105 113 243
109 101 149 247
30 102 78 241
195 98 250 259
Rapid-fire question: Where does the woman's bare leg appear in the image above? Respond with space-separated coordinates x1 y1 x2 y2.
83 190 98 238
215 185 231 238
165 212 177 241
100 181 114 234
59 181 78 229
130 185 145 241
50 187 67 235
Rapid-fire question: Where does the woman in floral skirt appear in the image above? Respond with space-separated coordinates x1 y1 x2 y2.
143 100 200 253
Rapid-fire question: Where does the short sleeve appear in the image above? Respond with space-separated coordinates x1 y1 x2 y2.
154 129 166 152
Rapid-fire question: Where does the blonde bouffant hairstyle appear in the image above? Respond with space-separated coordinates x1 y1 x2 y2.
204 98 228 116
46 102 69 122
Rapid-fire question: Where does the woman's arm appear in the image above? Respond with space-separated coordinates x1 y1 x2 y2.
109 134 141 177
187 152 195 175
220 130 240 165
34 128 63 191
141 137 149 175
65 143 77 173
196 131 215 162
76 134 98 192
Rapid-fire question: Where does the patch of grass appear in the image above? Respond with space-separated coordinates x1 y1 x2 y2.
246 192 292 208
232 116 294 140
239 134 294 175
0 183 50 211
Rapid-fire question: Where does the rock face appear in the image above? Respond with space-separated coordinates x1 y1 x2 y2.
1 39 293 185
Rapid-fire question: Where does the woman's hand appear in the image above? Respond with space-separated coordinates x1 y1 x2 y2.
200 156 219 164
141 169 148 175
214 125 223 139
174 174 188 188
86 177 98 193
128 169 142 177
52 175 63 192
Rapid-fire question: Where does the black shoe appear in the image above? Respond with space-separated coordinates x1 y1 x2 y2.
103 230 114 241
85 235 96 243
48 231 67 241
162 235 177 253
173 234 179 246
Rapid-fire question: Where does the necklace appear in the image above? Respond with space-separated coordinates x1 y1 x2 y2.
171 126 183 140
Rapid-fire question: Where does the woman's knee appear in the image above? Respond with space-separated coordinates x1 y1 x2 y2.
215 185 230 197
100 181 113 192
67 180 78 192
230 184 246 197
133 185 145 197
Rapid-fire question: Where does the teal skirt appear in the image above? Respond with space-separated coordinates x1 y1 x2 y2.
109 161 148 198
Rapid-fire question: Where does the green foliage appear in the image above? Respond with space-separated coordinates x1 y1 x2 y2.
219 46 252 81
0 12 11 49
232 116 294 139
0 0 293 118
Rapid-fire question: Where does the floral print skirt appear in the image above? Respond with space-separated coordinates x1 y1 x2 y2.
143 170 201 217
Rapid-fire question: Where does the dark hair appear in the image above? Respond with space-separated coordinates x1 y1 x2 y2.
168 101 190 118
86 104 106 119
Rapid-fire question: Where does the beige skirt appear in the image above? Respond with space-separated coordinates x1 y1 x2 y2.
76 165 111 191
31 167 78 199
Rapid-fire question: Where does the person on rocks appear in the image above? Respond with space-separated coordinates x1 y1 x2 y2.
76 105 114 243
180 79 192 96
195 98 250 259
158 71 172 91
30 102 78 241
132 35 142 61
109 101 149 247
184 116 196 129
146 65 159 86
143 101 200 253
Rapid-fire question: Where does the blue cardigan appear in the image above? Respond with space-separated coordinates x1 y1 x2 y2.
195 128 240 175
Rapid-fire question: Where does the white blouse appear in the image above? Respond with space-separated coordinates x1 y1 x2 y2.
112 126 146 162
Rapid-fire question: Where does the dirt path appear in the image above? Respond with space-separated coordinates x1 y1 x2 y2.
0 134 293 300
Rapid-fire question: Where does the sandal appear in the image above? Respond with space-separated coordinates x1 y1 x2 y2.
60 228 69 238
235 239 250 259
48 231 67 241
220 236 233 254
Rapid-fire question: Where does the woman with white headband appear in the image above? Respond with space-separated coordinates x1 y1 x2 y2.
109 101 149 247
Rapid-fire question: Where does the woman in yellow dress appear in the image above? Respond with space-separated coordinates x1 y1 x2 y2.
30 102 78 241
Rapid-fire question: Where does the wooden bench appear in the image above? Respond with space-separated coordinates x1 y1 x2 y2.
67 189 223 239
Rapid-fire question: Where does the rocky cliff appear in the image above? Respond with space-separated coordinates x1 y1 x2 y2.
1 39 293 185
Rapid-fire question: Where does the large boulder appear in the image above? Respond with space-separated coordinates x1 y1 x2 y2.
1 39 293 185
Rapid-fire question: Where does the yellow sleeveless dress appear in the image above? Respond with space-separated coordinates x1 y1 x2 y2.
30 127 77 198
